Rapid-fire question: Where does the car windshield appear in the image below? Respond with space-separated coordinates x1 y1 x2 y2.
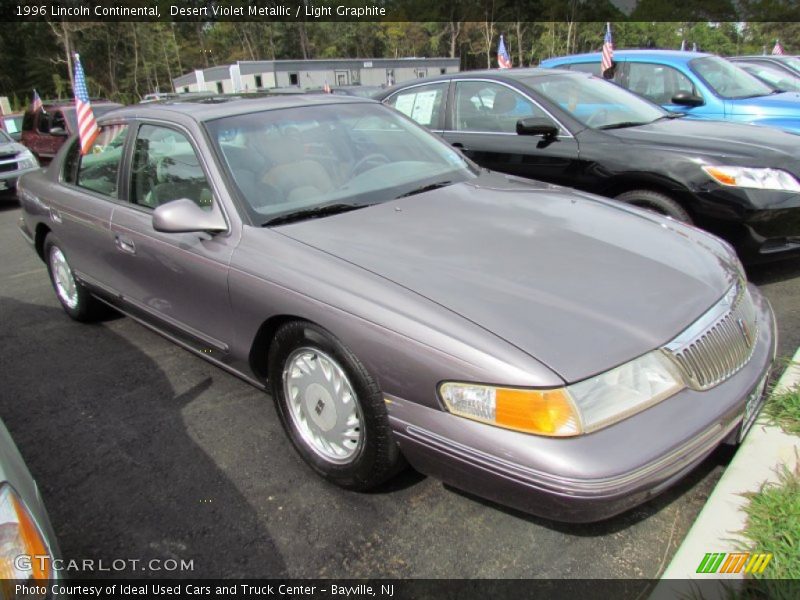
776 56 800 72
690 56 773 99
519 73 666 129
205 103 476 224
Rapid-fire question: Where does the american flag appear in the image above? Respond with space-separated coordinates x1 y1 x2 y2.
32 89 43 112
601 23 614 76
773 40 785 55
497 35 512 69
72 53 98 155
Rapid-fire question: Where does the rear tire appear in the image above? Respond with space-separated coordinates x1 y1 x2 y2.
615 189 692 223
43 233 103 322
268 321 404 491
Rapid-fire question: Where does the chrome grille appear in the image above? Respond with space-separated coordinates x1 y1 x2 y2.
663 283 758 391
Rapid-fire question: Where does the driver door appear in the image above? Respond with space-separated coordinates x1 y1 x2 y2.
108 122 237 360
442 80 581 187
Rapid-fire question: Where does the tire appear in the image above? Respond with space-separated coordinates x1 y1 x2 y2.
43 233 103 322
615 189 692 223
268 321 404 491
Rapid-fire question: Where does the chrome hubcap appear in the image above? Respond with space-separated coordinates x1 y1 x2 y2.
49 247 78 309
282 347 363 464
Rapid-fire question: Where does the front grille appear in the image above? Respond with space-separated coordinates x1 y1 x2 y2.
0 160 18 173
663 283 758 391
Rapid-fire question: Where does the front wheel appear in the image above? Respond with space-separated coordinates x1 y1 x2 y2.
615 189 692 223
44 233 103 321
268 321 404 490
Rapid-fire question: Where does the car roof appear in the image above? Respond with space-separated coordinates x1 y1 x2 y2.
97 93 376 124
544 49 712 64
378 67 576 94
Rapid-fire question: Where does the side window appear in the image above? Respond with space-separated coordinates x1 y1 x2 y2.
36 111 51 133
626 63 698 104
386 82 447 129
72 124 129 197
22 111 35 131
50 111 67 134
130 124 213 211
454 81 548 133
568 62 602 76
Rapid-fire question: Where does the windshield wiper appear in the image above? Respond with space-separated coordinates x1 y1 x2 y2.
395 181 452 199
596 121 650 130
263 203 366 226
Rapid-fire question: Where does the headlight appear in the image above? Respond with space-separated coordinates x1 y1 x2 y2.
0 483 53 581
17 150 39 170
439 351 684 436
702 165 800 192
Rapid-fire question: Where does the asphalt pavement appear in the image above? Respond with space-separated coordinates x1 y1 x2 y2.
1 201 799 579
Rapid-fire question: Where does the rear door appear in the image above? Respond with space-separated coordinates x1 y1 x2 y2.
49 124 129 290
441 79 581 186
108 122 238 360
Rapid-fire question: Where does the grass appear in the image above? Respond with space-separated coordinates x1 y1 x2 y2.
761 381 800 437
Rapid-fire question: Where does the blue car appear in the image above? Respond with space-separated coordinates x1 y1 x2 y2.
541 50 800 134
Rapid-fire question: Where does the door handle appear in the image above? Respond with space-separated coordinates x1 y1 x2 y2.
49 208 62 224
115 235 136 255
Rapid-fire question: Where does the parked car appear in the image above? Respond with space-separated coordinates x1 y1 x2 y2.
0 417 60 581
1 112 23 141
729 56 800 92
329 85 385 98
17 95 775 522
21 100 122 164
540 50 800 134
377 68 800 261
0 128 40 197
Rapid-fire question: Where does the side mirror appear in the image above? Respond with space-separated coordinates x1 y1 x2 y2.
152 198 227 233
516 117 559 139
671 92 704 107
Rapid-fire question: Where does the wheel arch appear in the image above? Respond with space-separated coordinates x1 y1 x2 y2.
598 175 698 219
248 314 315 383
34 223 52 261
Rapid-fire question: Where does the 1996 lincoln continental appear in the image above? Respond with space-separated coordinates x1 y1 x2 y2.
17 95 776 522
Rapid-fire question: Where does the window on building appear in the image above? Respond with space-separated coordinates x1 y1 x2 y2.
216 81 223 94
415 68 428 78
183 87 189 93
254 75 263 88
335 70 349 86
289 72 299 86
386 69 395 86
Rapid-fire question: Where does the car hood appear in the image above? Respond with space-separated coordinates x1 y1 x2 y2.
276 174 737 382
0 140 26 156
728 91 800 116
603 117 800 163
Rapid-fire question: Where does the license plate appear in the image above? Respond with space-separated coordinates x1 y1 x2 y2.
739 374 768 442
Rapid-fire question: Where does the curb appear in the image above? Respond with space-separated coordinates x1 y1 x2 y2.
657 347 800 588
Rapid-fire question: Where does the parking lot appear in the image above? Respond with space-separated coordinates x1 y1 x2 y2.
1 200 799 579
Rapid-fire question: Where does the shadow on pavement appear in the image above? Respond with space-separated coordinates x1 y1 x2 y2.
0 296 287 578
747 259 800 286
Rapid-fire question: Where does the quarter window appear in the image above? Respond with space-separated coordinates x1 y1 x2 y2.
386 82 447 129
130 124 213 211
626 63 698 105
454 81 548 133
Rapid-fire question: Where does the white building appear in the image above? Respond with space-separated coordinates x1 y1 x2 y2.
172 57 461 93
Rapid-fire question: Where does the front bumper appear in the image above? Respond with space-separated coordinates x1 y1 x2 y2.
0 165 40 194
387 287 776 522
692 187 800 261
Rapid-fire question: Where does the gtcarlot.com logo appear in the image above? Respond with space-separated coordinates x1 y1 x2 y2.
696 552 772 574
